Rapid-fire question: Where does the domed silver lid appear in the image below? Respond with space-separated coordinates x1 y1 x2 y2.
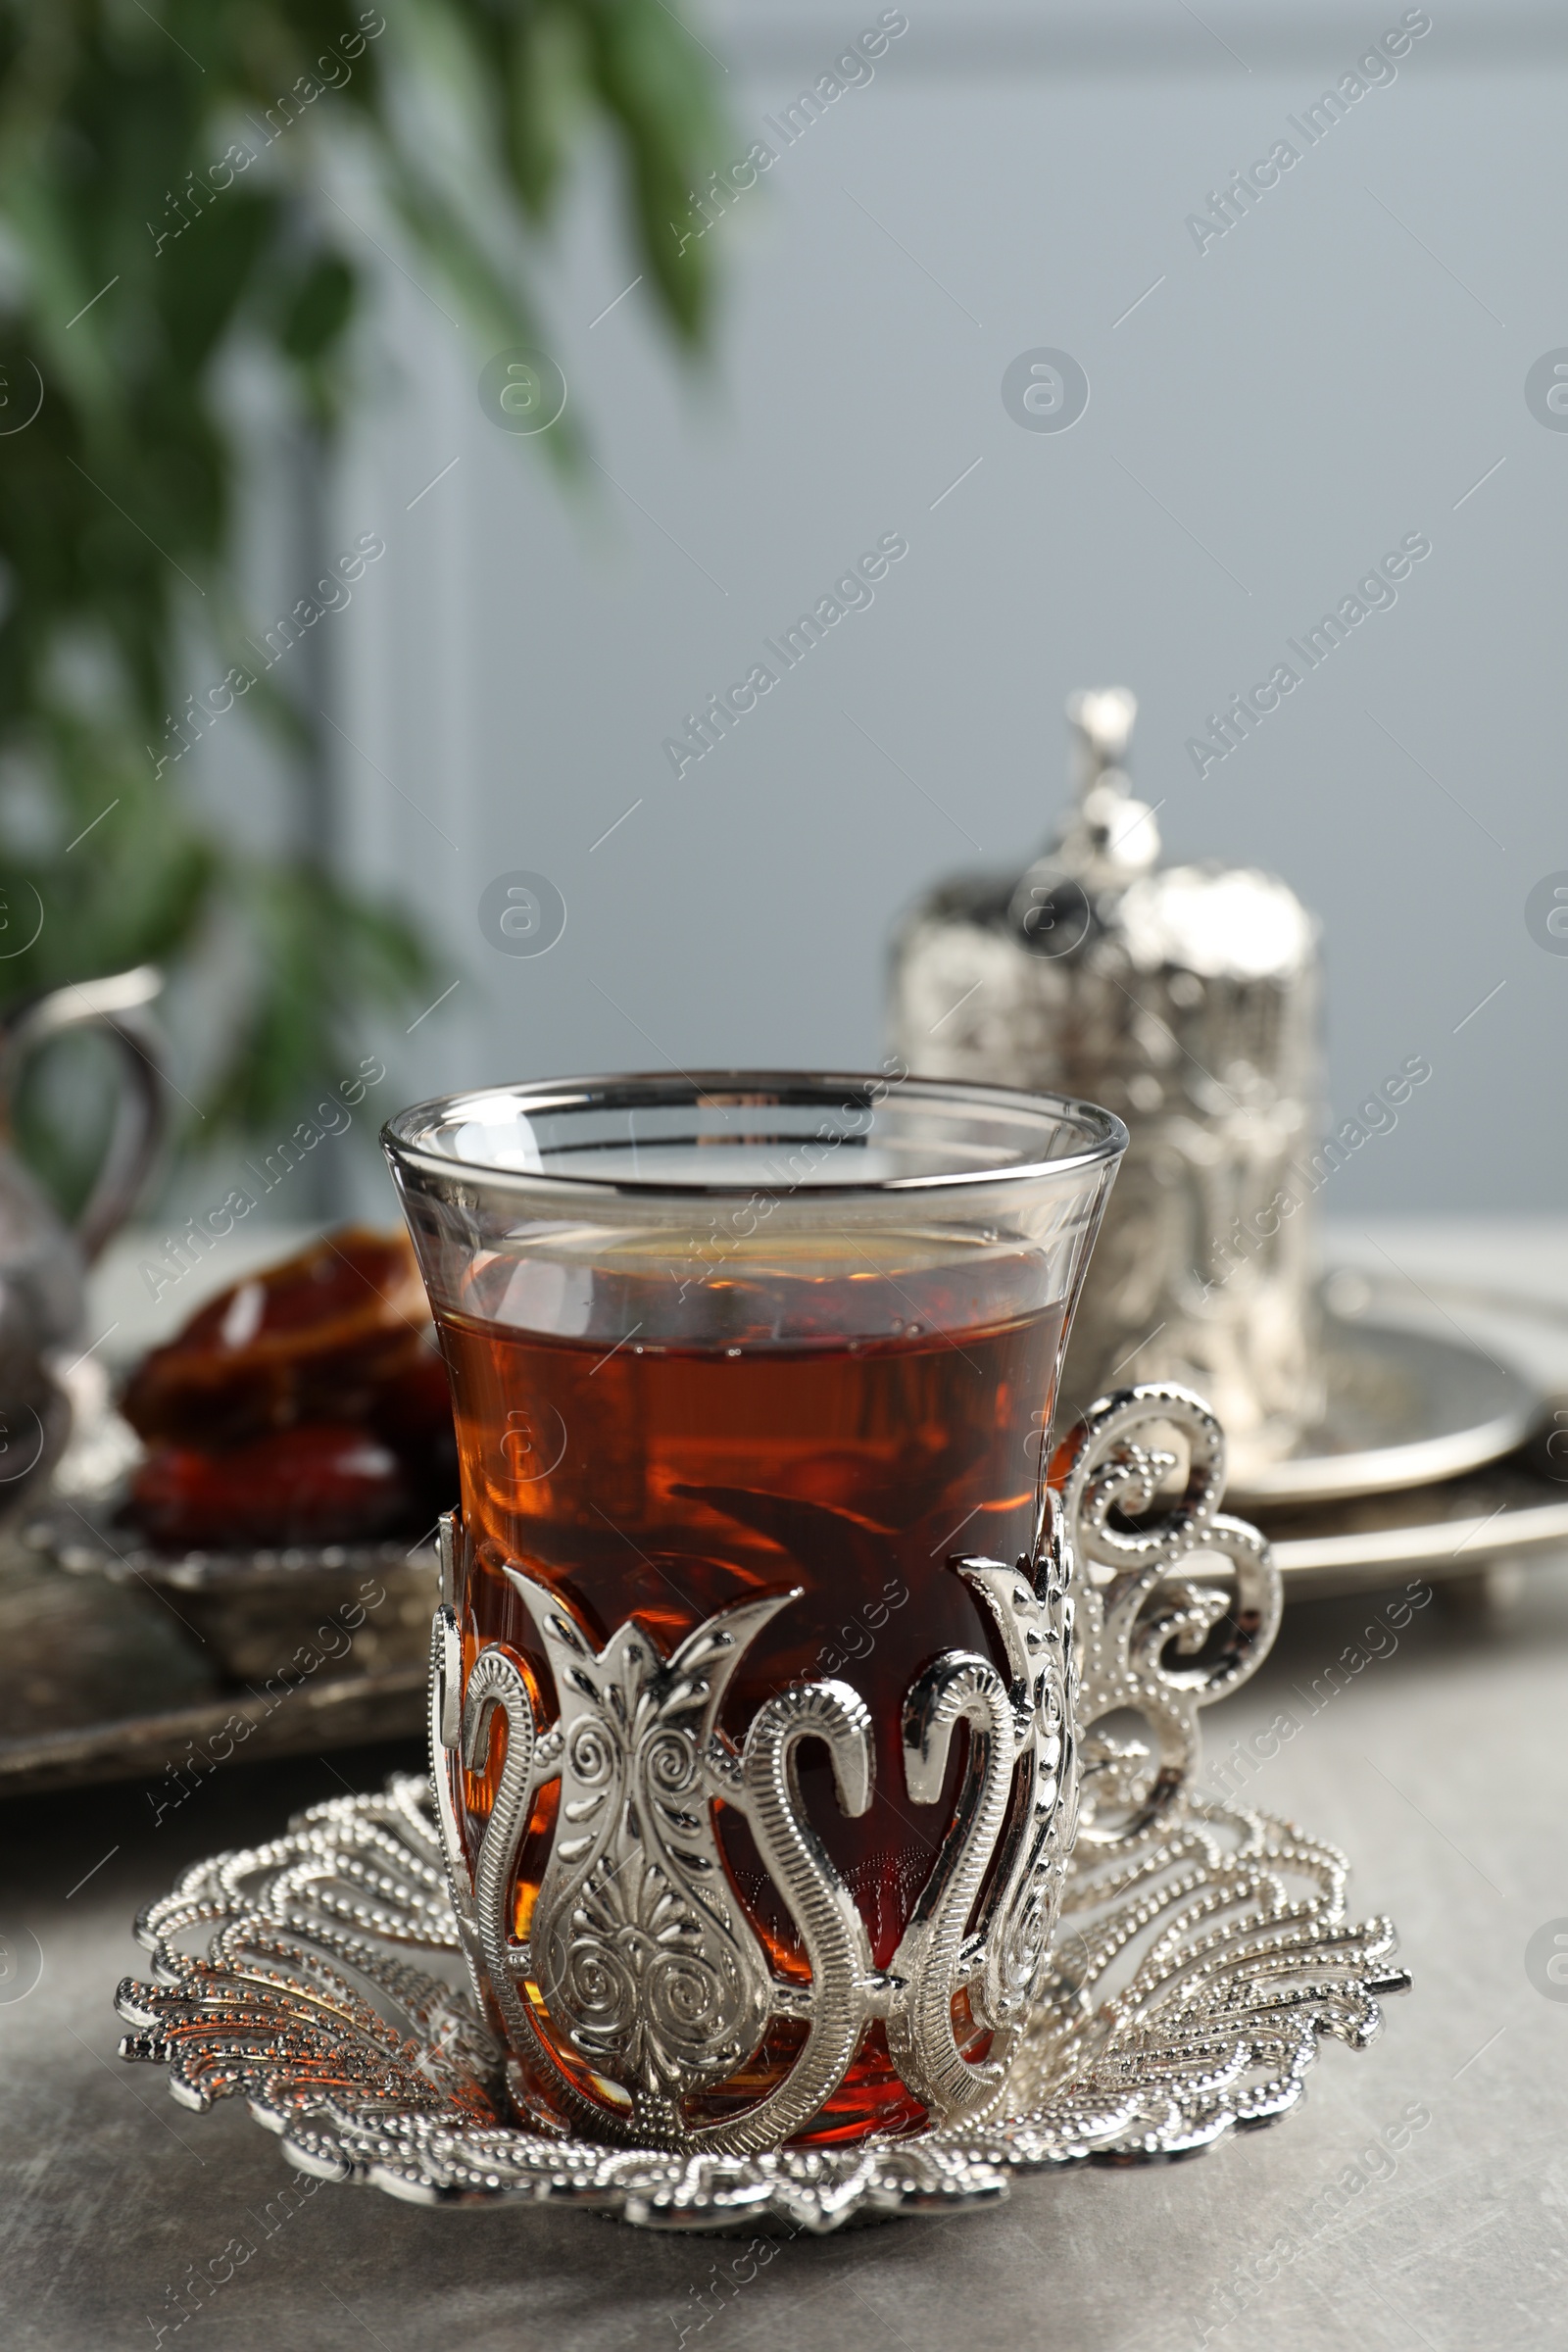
886 685 1327 1483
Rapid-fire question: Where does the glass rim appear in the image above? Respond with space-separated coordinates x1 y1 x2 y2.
381 1069 1128 1200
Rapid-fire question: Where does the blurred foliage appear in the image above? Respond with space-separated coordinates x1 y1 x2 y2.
0 0 725 1204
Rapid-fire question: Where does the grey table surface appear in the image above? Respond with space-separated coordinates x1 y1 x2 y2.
3 1221 1567 2352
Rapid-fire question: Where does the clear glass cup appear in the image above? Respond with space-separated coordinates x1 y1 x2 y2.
383 1069 1126 2148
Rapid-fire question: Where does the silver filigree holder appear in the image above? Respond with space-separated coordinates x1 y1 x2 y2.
117 1385 1408 2231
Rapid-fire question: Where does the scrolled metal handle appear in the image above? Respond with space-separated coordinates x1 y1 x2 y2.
1058 1383 1279 1846
1054 1381 1226 1580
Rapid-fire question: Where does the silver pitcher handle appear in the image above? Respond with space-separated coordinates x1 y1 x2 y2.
0 965 168 1262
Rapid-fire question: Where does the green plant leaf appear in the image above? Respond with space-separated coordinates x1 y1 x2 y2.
0 0 730 1214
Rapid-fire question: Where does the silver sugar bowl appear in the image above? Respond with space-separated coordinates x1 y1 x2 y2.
888 687 1325 1487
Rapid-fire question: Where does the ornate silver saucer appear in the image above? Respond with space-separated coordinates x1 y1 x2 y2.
116 1774 1406 2232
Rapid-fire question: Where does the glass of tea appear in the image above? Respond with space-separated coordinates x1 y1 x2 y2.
383 1069 1126 2150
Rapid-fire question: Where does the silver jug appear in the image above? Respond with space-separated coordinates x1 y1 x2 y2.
887 689 1325 1486
0 966 167 1496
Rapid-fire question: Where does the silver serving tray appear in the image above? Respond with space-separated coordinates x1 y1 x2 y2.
22 1495 439 1680
25 1499 440 1591
0 1663 427 1799
117 1775 1406 2233
20 1437 442 1687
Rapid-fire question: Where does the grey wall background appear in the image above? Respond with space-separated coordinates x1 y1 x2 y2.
291 0 1566 1220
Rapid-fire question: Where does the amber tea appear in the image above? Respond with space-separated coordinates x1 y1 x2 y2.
440 1259 1066 2140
